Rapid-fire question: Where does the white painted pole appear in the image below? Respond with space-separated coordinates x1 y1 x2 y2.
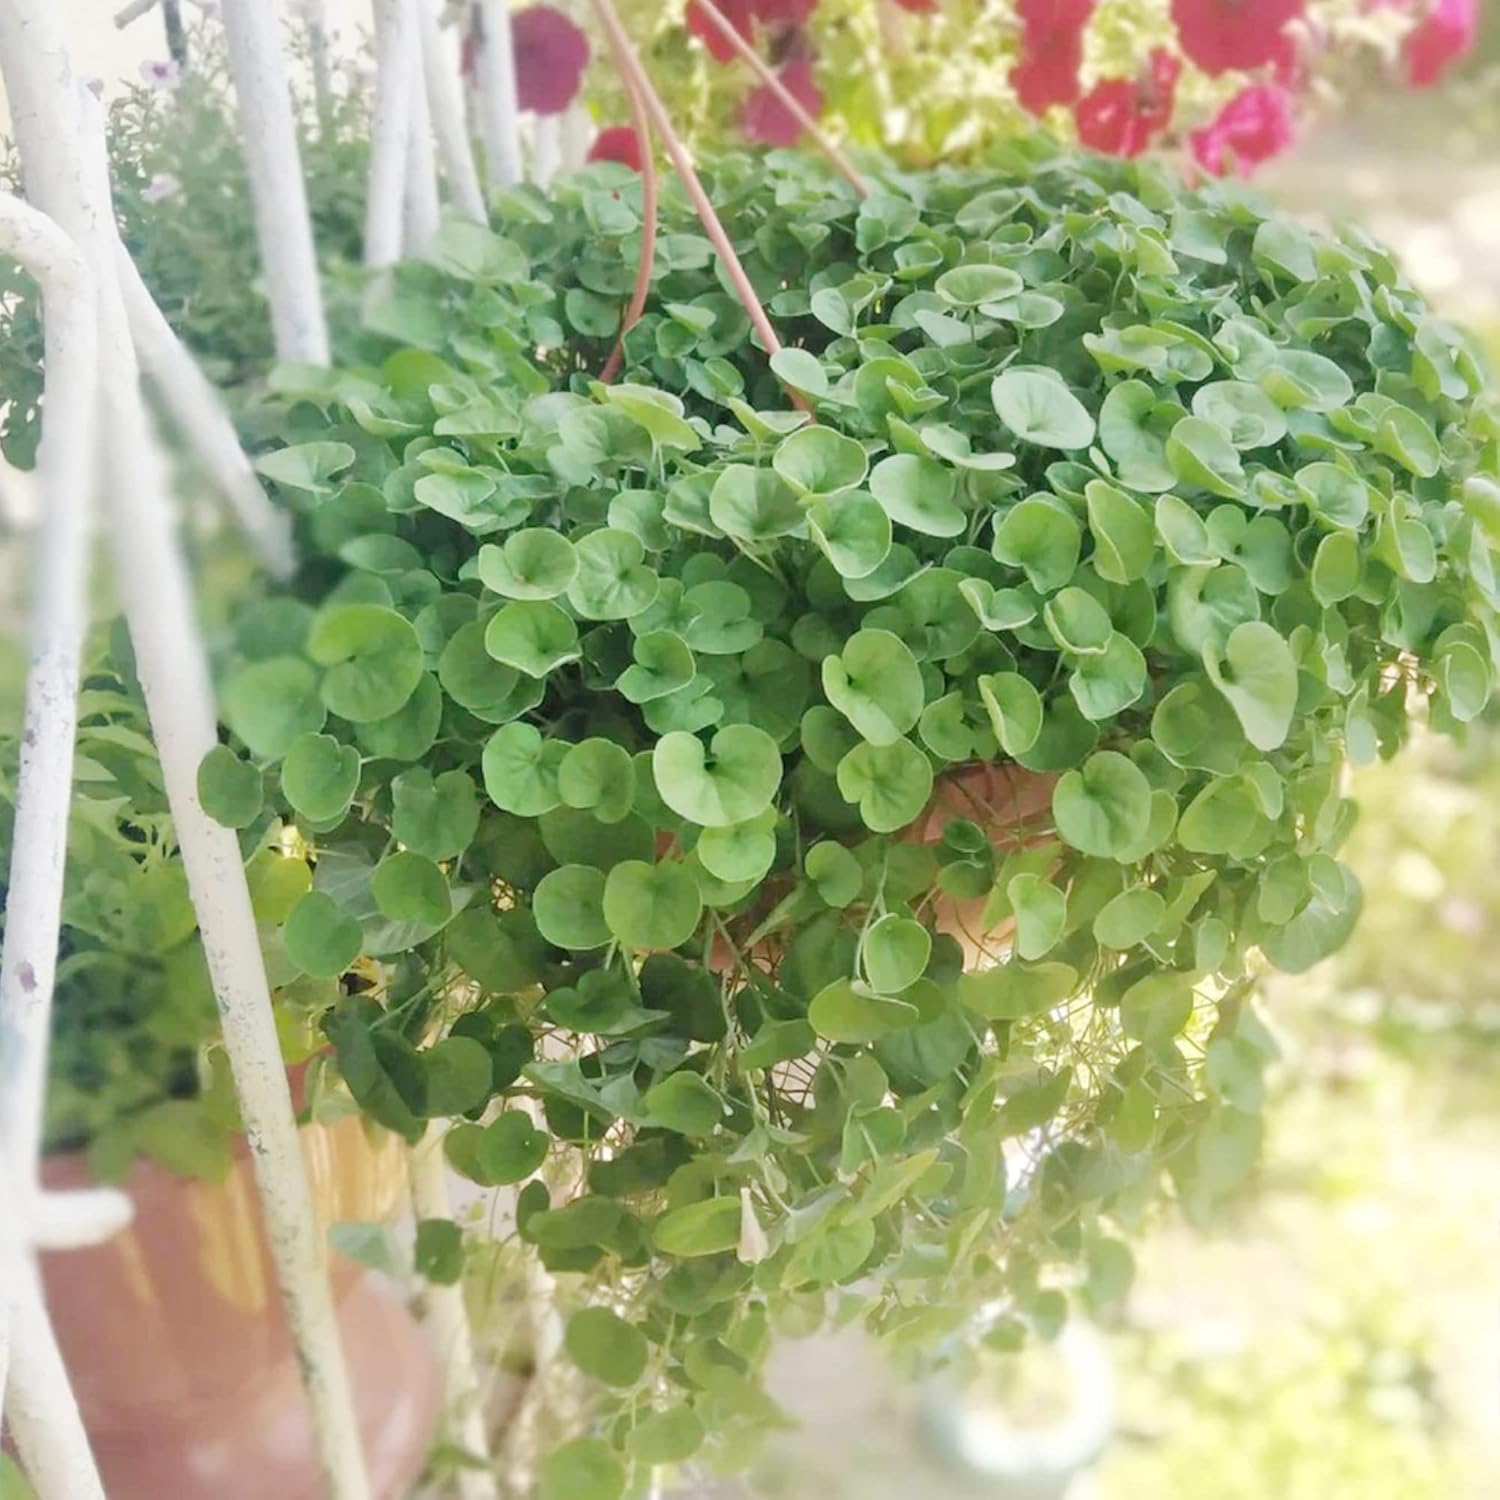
0 3 371 1486
79 94 375 1500
366 0 415 270
404 40 441 257
114 244 295 578
0 188 107 1492
218 0 331 363
301 0 336 134
417 0 486 222
409 1127 498 1500
560 101 593 174
531 112 562 189
474 0 522 193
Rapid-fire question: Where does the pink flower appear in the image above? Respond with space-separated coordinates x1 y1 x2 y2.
512 5 590 115
742 55 823 145
139 58 181 91
141 172 182 204
1010 0 1097 116
754 0 819 22
1075 48 1180 156
1171 0 1306 75
1404 0 1479 87
892 0 937 10
1191 83 1297 176
588 124 645 171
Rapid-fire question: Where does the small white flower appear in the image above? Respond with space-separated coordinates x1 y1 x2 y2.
140 59 181 91
142 172 182 205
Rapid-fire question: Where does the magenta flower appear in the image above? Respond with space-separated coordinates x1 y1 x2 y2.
588 124 645 172
1075 49 1180 158
1171 0 1306 75
1191 83 1297 176
1404 0 1479 87
742 55 823 145
512 5 590 115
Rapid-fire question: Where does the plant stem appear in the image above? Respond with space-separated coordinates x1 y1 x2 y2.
599 71 658 384
692 0 871 198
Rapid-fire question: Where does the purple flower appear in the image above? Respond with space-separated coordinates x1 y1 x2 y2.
140 59 181 91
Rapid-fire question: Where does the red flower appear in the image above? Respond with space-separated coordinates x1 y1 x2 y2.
742 55 823 145
588 124 645 171
1011 0 1097 116
1404 0 1479 87
512 5 590 115
687 0 817 63
1172 0 1305 75
754 0 819 23
1075 48 1180 157
1191 83 1296 176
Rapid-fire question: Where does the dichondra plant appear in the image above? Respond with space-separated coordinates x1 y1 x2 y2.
78 137 1500 1490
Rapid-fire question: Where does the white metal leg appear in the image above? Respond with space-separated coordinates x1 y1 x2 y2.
405 38 441 257
218 0 330 363
474 0 522 192
418 0 486 222
367 0 415 270
409 1126 498 1500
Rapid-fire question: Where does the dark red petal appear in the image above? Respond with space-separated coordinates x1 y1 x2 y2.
891 0 937 11
512 5 590 115
1011 30 1087 114
1171 0 1305 75
742 55 823 146
588 124 644 172
753 0 819 23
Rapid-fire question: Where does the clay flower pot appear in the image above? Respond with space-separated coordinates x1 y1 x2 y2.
39 1112 442 1500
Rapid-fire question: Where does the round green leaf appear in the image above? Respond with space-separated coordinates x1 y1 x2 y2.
391 768 480 860
769 346 830 398
862 914 931 993
805 841 863 908
558 739 636 824
439 621 532 721
1042 587 1113 655
482 723 567 816
1098 380 1177 492
540 1438 624 1500
1166 416 1246 499
198 745 264 829
992 496 1082 594
483 600 581 677
532 864 611 950
822 629 925 747
1310 530 1362 605
422 1037 493 1116
617 631 696 704
869 454 964 537
1120 973 1194 1045
1203 621 1298 752
1069 632 1148 722
977 672 1044 757
652 725 782 827
1259 349 1354 412
568 528 659 620
1295 462 1369 530
1052 751 1153 860
602 860 704 948
222 656 326 760
1093 886 1167 949
372 851 449 926
628 1405 705 1465
809 978 919 1043
476 1111 549 1184
773 426 869 496
709 465 805 541
283 890 362 978
1085 480 1155 585
697 812 777 883
836 739 934 833
1008 874 1066 960
1375 406 1441 477
565 1307 649 1388
476 529 578 600
255 440 354 493
808 493 893 579
644 1071 725 1135
991 369 1095 450
355 672 444 761
1154 494 1217 566
936 262 1024 306
653 1196 741 1258
1190 381 1288 450
280 732 360 823
308 604 424 723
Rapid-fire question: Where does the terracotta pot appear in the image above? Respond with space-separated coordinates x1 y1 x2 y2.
39 1112 443 1500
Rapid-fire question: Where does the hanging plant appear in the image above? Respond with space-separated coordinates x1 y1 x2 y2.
200 135 1499 1489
